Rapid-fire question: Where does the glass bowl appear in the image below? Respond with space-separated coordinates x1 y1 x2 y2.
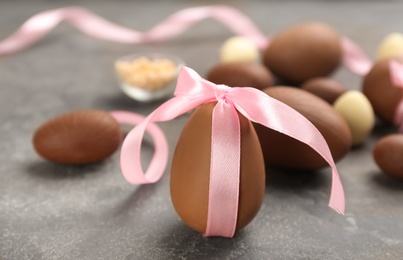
115 53 184 102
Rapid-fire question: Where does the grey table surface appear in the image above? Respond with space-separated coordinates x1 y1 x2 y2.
1 0 403 259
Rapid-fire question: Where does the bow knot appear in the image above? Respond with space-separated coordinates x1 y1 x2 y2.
214 84 231 102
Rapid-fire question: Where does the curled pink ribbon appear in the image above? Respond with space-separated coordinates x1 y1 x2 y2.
388 60 403 132
0 5 268 55
0 5 372 76
108 111 168 163
120 66 345 237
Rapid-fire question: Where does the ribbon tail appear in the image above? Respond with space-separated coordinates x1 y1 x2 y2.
229 87 345 214
119 96 209 185
329 170 345 214
341 36 373 76
205 101 240 237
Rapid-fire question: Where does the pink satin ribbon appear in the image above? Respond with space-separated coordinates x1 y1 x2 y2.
341 37 373 76
109 111 168 164
0 5 268 55
388 60 403 132
120 66 345 237
0 5 372 76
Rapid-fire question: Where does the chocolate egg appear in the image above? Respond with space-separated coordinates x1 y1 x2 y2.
254 87 352 170
264 22 342 83
301 77 347 104
362 58 403 123
374 134 403 178
33 110 122 165
206 62 273 90
170 102 265 233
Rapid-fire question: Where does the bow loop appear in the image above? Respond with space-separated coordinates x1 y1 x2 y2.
174 67 217 100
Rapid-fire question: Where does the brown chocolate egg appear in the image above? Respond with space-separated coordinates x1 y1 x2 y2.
254 87 352 170
374 134 403 178
301 77 347 104
170 102 265 233
264 22 342 83
33 110 122 165
362 58 403 123
206 62 273 90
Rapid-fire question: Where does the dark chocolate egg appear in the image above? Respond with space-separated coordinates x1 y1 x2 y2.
33 110 122 165
264 22 342 83
206 62 273 90
170 102 265 233
373 134 403 178
362 58 403 123
254 87 352 170
301 77 347 104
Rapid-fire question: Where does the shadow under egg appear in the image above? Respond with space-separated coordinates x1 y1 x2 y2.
371 171 403 191
25 160 109 181
265 165 330 193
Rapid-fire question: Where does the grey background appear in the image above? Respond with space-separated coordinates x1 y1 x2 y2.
1 0 403 259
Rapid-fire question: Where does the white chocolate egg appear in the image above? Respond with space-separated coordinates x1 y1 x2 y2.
333 91 375 146
220 36 260 63
376 33 403 61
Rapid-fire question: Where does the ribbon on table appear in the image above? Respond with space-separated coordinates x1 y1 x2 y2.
388 60 403 132
0 5 373 76
0 5 268 55
120 66 346 237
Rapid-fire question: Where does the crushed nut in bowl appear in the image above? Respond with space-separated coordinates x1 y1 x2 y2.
115 53 184 102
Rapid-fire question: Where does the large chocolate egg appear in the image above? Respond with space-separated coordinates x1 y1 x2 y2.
264 22 342 83
254 87 352 170
362 58 403 123
374 134 403 178
206 62 273 90
33 110 122 165
170 102 265 233
301 77 347 104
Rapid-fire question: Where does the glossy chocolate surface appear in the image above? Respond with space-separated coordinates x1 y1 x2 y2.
33 110 122 165
264 22 342 83
206 62 273 90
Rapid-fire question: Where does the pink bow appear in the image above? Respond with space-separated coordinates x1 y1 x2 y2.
388 60 403 132
120 66 346 238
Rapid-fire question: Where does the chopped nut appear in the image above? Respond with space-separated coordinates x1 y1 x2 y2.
115 56 177 91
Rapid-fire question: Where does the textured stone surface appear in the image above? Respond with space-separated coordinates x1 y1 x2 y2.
0 0 403 259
